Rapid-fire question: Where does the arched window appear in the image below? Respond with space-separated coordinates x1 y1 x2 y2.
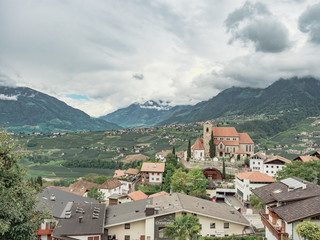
206 127 209 133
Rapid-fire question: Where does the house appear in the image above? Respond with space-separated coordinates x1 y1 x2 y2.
263 156 291 177
57 180 100 197
252 177 320 240
37 187 98 240
293 155 319 162
113 169 126 178
117 190 149 204
293 151 320 162
141 162 165 184
149 191 168 198
191 121 254 160
235 171 275 207
99 178 123 201
250 153 291 177
105 192 252 239
52 203 106 240
113 168 140 194
155 150 172 162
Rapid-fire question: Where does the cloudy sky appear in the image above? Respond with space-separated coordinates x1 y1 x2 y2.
1 0 320 116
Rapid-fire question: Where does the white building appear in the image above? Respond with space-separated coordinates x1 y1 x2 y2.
250 152 291 177
141 162 165 184
235 171 275 207
253 177 320 240
105 192 252 239
100 178 124 201
191 138 205 161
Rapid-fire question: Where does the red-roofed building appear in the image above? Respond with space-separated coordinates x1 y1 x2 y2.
141 162 165 184
235 171 275 207
190 121 254 160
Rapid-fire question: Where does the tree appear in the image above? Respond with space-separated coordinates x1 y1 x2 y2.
209 132 216 158
171 168 188 193
164 215 201 240
0 131 48 240
172 146 176 155
187 139 191 161
163 163 176 193
295 221 320 240
244 156 250 167
249 194 265 210
87 186 105 202
222 159 226 179
166 153 178 167
187 167 208 195
276 160 320 184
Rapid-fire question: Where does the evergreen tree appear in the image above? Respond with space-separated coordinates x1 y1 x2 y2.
163 163 175 193
187 139 191 162
166 153 178 167
209 132 216 158
222 159 226 179
0 131 48 240
172 146 176 155
36 176 43 187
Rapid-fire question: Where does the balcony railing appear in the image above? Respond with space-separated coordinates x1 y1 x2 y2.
260 212 289 240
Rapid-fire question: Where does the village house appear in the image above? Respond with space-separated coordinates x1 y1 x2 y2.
141 162 165 184
155 150 172 162
52 203 106 240
250 153 291 177
37 186 98 240
105 192 252 239
252 177 320 240
293 150 320 162
56 178 125 202
235 171 275 207
190 121 254 160
109 191 168 205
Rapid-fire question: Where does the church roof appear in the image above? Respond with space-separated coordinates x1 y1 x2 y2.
192 138 205 150
239 133 254 144
236 148 247 154
212 127 239 137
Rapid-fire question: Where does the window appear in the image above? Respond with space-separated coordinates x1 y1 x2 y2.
156 178 159 181
224 223 229 229
271 166 273 168
88 237 99 240
192 213 197 216
152 178 154 180
125 223 130 229
266 171 268 173
311 215 320 220
253 161 255 165
210 223 215 229
157 173 160 175
266 165 268 168
258 162 260 165
271 171 274 174
277 166 279 168
125 236 130 240
159 227 166 238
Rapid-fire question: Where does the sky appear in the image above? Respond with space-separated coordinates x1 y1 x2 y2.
1 0 320 117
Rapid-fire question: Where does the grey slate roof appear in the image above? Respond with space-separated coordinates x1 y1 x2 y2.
53 203 106 237
273 195 320 223
252 177 320 204
38 186 98 218
105 192 249 227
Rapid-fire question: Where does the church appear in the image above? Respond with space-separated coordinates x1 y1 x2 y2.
191 121 254 160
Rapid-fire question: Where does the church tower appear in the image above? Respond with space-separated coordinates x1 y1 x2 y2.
203 121 213 157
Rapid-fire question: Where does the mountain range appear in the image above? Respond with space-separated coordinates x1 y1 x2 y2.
0 86 121 132
1 76 320 133
103 77 320 128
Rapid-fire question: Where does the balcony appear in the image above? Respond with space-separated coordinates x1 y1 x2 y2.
260 212 289 240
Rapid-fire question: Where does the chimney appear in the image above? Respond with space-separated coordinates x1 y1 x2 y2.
65 211 71 219
145 206 155 216
50 194 56 201
79 216 83 223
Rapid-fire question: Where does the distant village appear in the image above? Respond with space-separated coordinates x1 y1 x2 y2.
35 120 320 240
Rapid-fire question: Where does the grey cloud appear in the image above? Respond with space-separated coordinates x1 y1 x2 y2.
225 1 290 53
132 73 144 80
237 19 289 52
225 1 270 30
299 3 320 43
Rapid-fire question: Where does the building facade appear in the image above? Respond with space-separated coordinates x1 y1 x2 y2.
141 162 165 184
252 177 320 240
191 121 254 160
